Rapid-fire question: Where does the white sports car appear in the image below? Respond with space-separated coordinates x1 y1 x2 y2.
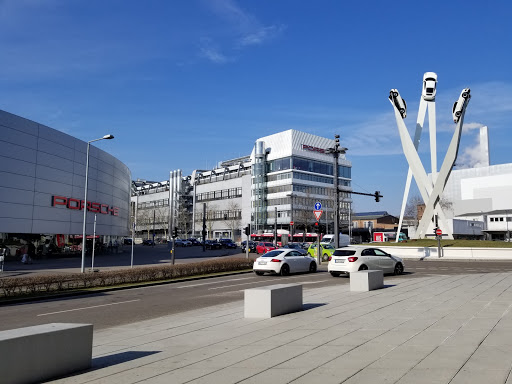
452 88 471 123
328 246 404 277
389 89 407 118
422 72 438 101
253 248 318 276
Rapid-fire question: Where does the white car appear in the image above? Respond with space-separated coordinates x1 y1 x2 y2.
253 248 318 276
389 89 407 118
422 72 438 101
452 88 471 123
328 246 404 277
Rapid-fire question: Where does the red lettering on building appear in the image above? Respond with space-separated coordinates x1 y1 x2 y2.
51 196 119 216
301 144 326 153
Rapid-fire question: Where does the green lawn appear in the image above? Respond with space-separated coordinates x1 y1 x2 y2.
375 239 512 248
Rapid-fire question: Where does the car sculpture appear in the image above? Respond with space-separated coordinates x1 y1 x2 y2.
422 72 438 101
452 88 471 123
389 89 407 118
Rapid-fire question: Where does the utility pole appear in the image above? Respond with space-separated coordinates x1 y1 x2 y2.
326 135 347 248
274 206 278 247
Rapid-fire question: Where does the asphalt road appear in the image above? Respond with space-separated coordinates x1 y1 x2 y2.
2 258 512 332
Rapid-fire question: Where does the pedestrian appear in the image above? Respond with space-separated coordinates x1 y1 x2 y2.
114 239 119 254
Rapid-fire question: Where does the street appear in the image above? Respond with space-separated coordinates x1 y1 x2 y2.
2 258 512 332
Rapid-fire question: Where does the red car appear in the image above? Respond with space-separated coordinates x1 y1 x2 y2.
256 242 276 254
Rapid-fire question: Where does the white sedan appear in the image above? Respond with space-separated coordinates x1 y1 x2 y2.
422 72 438 101
452 88 471 123
253 249 318 276
328 246 404 277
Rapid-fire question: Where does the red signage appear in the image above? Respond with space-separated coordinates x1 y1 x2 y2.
302 144 326 154
436 228 442 236
290 221 294 226
52 196 119 216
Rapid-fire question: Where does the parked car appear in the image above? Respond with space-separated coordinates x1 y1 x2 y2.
281 243 308 255
328 246 404 277
174 239 192 247
452 88 471 123
422 72 438 101
307 243 336 261
389 89 407 118
241 240 257 253
219 238 237 249
187 238 201 246
204 239 222 250
253 249 317 276
142 239 154 246
123 238 133 245
256 242 276 254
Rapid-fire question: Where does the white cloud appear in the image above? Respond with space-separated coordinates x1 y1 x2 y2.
456 134 489 169
237 24 286 47
199 38 230 64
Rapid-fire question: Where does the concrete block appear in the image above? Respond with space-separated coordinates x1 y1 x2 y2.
0 323 93 384
350 270 384 291
245 284 302 318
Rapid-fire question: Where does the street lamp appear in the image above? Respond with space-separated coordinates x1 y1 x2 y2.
286 192 296 241
81 134 114 273
326 135 348 248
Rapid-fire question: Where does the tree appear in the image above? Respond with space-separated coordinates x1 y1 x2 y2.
224 201 242 241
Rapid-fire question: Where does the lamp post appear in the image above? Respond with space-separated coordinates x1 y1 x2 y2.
286 192 295 242
81 134 114 273
326 135 348 248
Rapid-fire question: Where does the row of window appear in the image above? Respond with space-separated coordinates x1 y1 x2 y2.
268 156 351 179
197 210 242 221
136 199 169 209
265 171 351 187
197 187 242 202
490 217 512 222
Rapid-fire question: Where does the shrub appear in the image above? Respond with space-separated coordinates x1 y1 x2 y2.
0 258 253 299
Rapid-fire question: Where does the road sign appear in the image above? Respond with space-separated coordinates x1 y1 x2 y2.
314 202 322 210
436 228 442 236
314 210 323 221
290 221 294 226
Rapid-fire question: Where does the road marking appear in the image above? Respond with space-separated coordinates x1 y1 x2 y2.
176 276 255 289
209 274 324 290
37 299 140 317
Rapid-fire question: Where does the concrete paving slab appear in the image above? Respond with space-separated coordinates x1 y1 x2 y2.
450 368 510 384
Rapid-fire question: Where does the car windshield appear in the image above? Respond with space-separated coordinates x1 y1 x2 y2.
426 87 434 93
264 242 274 247
333 250 357 256
261 250 285 258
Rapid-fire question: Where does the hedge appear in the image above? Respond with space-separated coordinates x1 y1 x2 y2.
0 258 253 299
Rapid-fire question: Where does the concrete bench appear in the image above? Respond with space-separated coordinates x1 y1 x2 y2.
0 323 93 384
350 270 384 291
245 284 302 318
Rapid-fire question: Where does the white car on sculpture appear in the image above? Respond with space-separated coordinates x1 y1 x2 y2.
452 88 471 123
422 72 438 101
253 249 317 276
328 246 404 277
389 89 407 118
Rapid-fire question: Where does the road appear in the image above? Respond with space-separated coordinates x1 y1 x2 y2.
2 259 512 332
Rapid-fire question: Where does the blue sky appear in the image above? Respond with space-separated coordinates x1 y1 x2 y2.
2 0 512 216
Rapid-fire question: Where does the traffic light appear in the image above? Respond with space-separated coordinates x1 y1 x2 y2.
173 227 178 238
434 227 438 236
374 191 381 202
244 225 250 236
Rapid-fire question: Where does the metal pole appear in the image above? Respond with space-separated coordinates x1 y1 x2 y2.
333 149 340 249
131 221 134 268
81 142 91 273
290 194 294 241
91 214 97 270
202 203 206 252
274 206 278 247
152 210 155 246
246 228 249 259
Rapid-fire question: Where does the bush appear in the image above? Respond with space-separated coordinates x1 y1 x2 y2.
0 258 253 299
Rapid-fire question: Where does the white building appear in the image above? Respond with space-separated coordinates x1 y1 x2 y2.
132 129 352 242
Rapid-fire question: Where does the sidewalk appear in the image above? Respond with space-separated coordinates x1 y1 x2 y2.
51 272 512 384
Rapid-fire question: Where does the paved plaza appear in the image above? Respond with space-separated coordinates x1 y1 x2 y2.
49 271 512 384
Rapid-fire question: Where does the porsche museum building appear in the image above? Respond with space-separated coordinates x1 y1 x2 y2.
0 110 131 256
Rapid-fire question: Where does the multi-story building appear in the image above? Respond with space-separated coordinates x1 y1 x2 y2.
131 130 353 243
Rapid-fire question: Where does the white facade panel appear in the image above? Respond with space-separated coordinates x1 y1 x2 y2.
0 171 35 191
0 157 36 177
0 110 39 134
0 140 37 163
35 164 74 186
0 187 34 205
0 125 38 148
37 137 75 161
38 124 77 147
36 151 74 173
0 201 33 219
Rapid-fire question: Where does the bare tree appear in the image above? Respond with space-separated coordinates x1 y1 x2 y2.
224 201 242 241
405 195 424 225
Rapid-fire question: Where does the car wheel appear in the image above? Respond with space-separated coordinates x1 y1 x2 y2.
393 91 398 97
462 92 468 98
322 253 330 262
254 271 264 276
309 262 317 273
330 271 341 277
358 264 368 271
394 263 404 275
280 264 290 276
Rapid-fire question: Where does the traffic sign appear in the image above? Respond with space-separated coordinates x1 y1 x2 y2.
314 202 322 210
435 228 442 236
290 221 294 226
314 210 323 221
